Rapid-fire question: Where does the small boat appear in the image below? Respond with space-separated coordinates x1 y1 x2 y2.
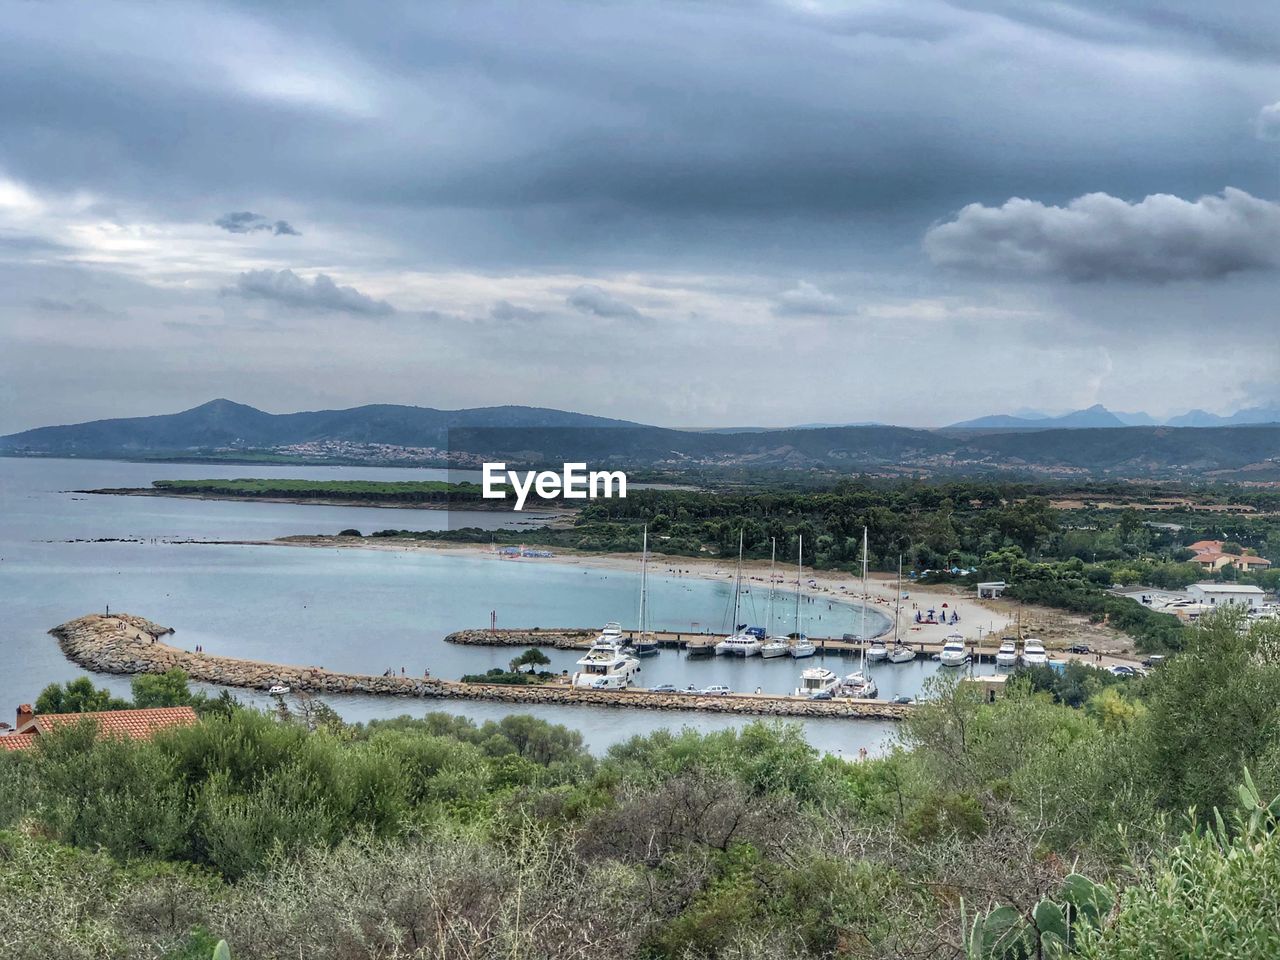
841 671 878 699
795 666 840 698
1021 638 1048 667
938 634 969 667
267 683 290 696
789 636 817 658
888 645 916 664
866 638 889 662
760 637 791 658
995 638 1018 668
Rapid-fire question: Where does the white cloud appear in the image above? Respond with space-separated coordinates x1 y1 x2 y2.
1256 101 1280 141
565 284 646 320
228 268 394 315
924 188 1280 282
772 280 848 316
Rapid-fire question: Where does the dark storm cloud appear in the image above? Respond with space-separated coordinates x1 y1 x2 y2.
923 188 1280 282
214 212 300 236
566 284 645 321
227 269 394 315
2 1 1275 272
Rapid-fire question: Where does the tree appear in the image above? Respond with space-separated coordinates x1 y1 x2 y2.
130 669 196 708
34 677 129 715
509 648 552 674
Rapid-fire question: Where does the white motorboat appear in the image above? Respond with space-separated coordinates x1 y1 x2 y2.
789 636 817 658
841 670 878 699
760 638 791 658
866 638 889 662
995 638 1018 668
794 666 840 698
938 634 970 667
1020 638 1048 667
888 645 916 663
572 623 641 688
267 683 290 696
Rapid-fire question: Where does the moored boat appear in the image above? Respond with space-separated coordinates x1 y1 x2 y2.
995 638 1018 668
938 634 969 667
795 666 840 698
1020 638 1048 666
572 623 641 688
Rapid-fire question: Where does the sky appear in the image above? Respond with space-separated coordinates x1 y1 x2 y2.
2 0 1280 433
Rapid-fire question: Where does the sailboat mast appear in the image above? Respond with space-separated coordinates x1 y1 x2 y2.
796 534 804 640
860 527 869 672
731 529 743 631
639 525 649 634
767 538 776 635
893 554 902 646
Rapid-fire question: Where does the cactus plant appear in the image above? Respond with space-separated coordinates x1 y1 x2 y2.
964 873 1114 959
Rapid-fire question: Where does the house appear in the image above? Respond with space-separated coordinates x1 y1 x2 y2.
1187 539 1224 555
1184 540 1272 573
0 704 198 751
976 581 1007 599
1186 583 1266 610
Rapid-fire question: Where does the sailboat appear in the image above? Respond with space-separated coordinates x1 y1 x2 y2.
887 555 916 663
760 539 790 658
841 528 878 698
716 530 762 656
630 526 660 657
789 535 817 658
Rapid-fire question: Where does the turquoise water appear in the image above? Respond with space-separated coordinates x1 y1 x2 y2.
0 457 953 754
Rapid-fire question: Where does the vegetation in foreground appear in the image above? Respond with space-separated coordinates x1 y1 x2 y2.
4 609 1280 958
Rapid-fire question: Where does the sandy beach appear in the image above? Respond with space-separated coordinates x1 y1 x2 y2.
226 535 1015 643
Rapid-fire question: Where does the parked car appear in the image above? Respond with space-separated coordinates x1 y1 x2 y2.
808 689 833 700
1066 643 1092 654
890 694 913 705
1109 665 1140 677
647 683 677 693
700 684 732 696
1142 655 1167 669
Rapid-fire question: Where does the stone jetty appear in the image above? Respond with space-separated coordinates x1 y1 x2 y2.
49 614 910 720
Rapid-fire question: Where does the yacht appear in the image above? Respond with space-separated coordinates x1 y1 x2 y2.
717 632 763 656
995 638 1018 668
789 635 817 658
572 623 641 688
938 634 970 667
788 536 816 659
841 671 878 699
760 637 790 658
715 531 762 656
759 540 790 658
629 527 660 657
866 638 889 662
795 666 840 698
886 556 915 663
1020 638 1048 667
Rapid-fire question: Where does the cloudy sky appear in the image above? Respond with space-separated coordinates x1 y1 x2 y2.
2 0 1280 433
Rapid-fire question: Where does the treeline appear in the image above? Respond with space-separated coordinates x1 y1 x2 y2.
151 477 477 503
4 610 1280 957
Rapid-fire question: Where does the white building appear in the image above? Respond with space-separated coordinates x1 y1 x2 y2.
976 581 1007 599
1186 583 1265 610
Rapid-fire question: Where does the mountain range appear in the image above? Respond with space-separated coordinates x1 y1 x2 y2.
5 399 1280 480
944 403 1280 432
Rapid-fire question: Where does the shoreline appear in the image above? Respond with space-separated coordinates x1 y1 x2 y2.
208 535 1015 644
74 487 574 517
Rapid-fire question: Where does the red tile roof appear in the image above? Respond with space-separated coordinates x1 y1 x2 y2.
1187 540 1224 554
0 734 38 751
17 706 198 742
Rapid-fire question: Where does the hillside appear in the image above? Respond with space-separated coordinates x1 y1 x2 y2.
5 400 1280 478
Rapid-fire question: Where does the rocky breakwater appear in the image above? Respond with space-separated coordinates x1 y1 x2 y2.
50 614 445 697
50 614 910 720
445 628 596 649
